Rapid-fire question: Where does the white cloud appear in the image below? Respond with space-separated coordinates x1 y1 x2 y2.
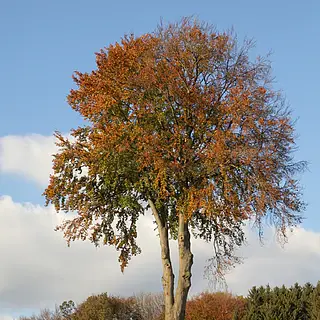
0 316 13 320
1 195 320 318
224 226 320 295
0 134 57 187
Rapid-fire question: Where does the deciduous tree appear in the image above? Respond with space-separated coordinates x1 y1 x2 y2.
133 292 164 320
44 18 306 320
185 292 247 320
70 294 141 320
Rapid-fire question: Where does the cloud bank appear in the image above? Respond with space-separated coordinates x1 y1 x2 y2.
0 134 57 187
1 195 320 316
0 195 210 312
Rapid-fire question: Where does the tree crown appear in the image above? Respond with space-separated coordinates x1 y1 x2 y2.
44 18 305 272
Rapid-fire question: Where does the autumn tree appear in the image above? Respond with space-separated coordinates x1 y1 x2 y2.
185 292 247 320
19 307 63 320
133 292 164 320
44 18 306 320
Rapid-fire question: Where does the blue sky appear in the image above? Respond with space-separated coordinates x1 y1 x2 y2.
0 0 319 318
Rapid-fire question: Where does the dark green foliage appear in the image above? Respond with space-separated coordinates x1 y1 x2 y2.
59 300 76 319
244 282 317 319
311 281 320 320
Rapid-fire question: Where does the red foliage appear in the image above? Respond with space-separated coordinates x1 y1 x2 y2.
186 292 247 320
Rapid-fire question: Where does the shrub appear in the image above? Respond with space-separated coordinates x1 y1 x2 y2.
185 292 247 320
70 293 141 320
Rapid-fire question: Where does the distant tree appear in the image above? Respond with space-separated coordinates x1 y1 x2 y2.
311 281 320 319
133 292 164 320
301 282 315 317
244 282 315 319
44 17 306 320
185 291 247 320
244 286 268 319
19 307 62 320
59 300 76 319
70 293 141 320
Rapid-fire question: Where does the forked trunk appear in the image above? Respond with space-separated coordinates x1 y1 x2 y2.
148 200 193 320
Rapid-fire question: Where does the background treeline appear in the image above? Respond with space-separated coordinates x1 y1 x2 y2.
18 281 320 320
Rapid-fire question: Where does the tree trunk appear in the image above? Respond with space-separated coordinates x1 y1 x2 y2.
148 199 193 320
148 199 175 319
174 212 193 320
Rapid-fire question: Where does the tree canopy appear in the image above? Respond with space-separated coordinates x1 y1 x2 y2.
43 18 306 320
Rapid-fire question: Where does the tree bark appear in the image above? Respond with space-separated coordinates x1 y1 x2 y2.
148 199 193 320
148 199 175 320
174 212 193 320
